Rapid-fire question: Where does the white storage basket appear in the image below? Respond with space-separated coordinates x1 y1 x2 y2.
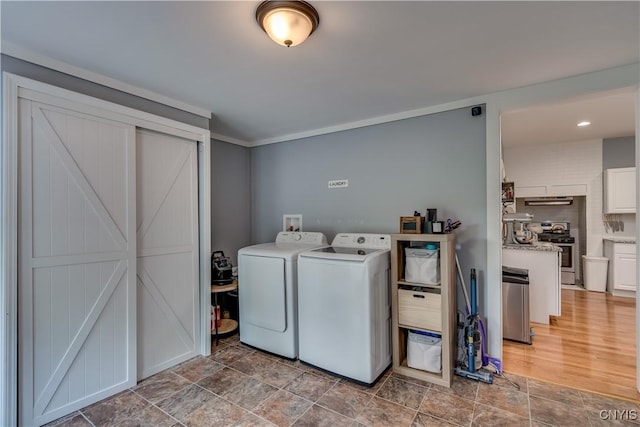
404 248 439 284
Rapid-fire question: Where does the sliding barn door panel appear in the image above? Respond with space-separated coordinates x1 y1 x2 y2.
136 129 199 380
19 100 136 426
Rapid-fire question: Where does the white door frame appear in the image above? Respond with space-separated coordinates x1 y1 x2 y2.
1 72 211 427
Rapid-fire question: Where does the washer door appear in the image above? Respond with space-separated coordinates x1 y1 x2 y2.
239 255 287 332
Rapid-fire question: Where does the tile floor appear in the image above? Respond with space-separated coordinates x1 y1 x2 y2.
46 334 640 427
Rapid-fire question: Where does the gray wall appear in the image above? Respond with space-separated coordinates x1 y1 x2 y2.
603 136 635 169
211 139 252 265
1 54 209 129
251 106 487 307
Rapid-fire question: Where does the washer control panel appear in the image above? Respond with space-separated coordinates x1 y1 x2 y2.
331 233 391 249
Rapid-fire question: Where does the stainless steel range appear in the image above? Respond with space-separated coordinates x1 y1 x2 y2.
537 222 576 285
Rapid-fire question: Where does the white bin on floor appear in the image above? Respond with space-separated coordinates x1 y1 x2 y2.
582 255 608 292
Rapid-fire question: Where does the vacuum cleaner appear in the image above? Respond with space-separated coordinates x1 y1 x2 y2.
455 254 487 367
454 268 493 384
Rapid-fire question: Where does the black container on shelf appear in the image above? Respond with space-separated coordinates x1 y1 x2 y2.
212 250 233 285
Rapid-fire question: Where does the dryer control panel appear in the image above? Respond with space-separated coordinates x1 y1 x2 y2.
332 233 391 249
276 232 327 245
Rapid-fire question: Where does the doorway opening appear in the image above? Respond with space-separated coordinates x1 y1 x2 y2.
499 88 638 401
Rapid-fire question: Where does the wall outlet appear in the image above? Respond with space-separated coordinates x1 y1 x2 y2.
328 179 349 188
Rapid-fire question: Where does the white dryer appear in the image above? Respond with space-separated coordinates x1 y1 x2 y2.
298 233 391 385
238 232 327 358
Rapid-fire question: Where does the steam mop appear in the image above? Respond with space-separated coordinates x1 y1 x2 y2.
454 268 493 384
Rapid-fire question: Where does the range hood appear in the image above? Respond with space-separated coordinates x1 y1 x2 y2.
524 196 573 206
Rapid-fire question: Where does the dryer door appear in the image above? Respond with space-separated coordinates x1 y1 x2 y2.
239 255 287 332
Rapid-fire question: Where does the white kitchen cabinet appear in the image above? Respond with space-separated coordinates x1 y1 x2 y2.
550 184 587 196
514 183 588 198
604 241 636 294
604 167 636 214
515 185 548 198
502 247 562 324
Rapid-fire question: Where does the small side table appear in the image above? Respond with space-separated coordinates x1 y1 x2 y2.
211 280 238 345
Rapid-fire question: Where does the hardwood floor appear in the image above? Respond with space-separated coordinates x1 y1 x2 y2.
503 288 640 402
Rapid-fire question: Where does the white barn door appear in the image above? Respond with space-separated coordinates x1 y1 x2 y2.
18 99 137 426
136 129 200 379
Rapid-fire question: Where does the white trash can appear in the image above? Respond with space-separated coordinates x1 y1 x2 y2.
582 255 608 292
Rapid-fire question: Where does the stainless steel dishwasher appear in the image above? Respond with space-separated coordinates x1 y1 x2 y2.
502 266 532 344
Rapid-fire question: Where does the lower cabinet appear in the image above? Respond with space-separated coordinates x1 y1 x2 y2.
502 247 561 324
604 241 637 294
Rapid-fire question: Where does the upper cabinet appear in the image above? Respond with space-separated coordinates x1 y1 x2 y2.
604 167 636 214
515 184 587 198
504 140 600 199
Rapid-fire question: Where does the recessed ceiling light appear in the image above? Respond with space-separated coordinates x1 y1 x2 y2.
577 121 591 127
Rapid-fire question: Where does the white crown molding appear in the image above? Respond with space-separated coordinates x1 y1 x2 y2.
1 41 212 119
250 96 487 146
209 132 253 147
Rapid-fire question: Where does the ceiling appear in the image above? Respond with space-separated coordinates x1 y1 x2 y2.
1 1 638 146
501 89 637 148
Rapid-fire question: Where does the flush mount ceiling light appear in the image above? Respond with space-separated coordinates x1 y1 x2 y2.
256 1 320 47
577 121 591 127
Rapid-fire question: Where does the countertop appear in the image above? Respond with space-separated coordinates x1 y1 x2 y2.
603 237 636 244
503 243 562 252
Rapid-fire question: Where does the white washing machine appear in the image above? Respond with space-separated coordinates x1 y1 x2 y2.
298 233 391 385
238 231 327 358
